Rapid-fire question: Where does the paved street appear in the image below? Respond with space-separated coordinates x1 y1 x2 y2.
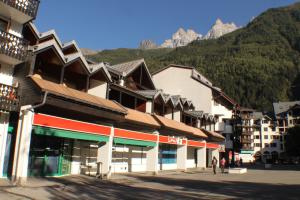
1 166 300 200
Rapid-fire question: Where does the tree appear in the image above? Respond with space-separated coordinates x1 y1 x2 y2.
285 125 300 156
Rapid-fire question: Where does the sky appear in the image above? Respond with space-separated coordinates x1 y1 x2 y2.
35 0 298 50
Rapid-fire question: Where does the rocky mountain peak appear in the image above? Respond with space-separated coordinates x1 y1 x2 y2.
204 18 238 39
139 40 158 49
161 28 202 48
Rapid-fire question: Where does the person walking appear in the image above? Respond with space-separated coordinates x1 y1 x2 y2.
212 156 218 175
220 157 226 173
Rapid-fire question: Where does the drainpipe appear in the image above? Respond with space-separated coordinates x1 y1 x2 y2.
26 91 48 111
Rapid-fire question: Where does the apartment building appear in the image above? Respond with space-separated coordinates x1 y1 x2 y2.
0 0 39 178
239 110 284 163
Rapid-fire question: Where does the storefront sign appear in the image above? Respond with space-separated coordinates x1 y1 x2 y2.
159 135 187 145
187 140 206 147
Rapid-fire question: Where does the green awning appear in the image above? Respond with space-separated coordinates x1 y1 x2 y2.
8 126 14 134
33 126 109 142
114 137 156 147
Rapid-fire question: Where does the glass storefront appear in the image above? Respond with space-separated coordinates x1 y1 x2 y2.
28 134 72 176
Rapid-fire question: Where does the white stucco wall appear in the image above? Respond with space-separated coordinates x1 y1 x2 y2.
152 67 213 113
8 20 23 38
0 62 14 86
88 81 107 98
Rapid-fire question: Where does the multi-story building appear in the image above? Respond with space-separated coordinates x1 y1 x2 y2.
239 110 284 163
152 64 236 165
253 113 283 163
0 0 40 178
0 20 227 184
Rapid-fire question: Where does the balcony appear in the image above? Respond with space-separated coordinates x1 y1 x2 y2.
241 131 253 136
0 0 39 24
241 147 254 151
241 138 253 143
0 30 29 65
0 83 20 112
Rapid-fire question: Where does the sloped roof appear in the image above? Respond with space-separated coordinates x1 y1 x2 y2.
124 108 161 128
107 59 145 76
184 110 204 118
201 129 225 141
153 114 207 138
31 75 126 114
28 23 112 81
273 101 300 115
135 90 162 99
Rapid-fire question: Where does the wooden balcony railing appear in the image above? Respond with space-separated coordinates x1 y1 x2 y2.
241 138 253 143
0 83 20 112
1 0 40 18
0 30 29 62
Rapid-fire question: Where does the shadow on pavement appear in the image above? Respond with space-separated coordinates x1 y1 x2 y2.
41 174 300 200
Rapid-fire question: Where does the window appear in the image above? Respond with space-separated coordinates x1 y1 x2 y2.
264 135 268 139
0 18 8 31
280 144 283 150
265 143 269 148
263 120 268 124
254 143 260 147
271 143 277 148
264 127 268 132
289 120 293 124
255 135 260 139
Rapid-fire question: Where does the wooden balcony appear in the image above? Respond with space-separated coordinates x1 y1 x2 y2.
241 147 254 151
0 30 29 65
0 83 20 112
0 0 39 21
241 138 253 143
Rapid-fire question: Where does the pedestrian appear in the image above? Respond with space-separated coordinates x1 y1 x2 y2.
240 157 243 167
212 156 218 174
220 157 226 173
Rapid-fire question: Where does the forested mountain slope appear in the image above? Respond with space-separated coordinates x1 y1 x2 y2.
89 3 300 111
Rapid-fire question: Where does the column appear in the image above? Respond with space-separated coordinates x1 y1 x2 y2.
11 105 34 184
97 126 114 179
197 146 206 169
212 148 220 167
146 131 159 174
177 143 187 171
0 113 9 177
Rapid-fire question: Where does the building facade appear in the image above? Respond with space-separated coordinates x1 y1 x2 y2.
0 0 39 178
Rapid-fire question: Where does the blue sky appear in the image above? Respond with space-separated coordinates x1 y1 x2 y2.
35 0 297 50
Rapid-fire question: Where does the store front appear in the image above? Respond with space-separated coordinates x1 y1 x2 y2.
28 113 111 177
111 128 157 173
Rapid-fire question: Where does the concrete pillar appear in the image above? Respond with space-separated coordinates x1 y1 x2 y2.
11 106 34 184
146 101 152 113
0 112 9 177
212 148 220 167
207 149 212 167
177 143 187 171
97 126 114 179
196 146 206 169
146 132 159 174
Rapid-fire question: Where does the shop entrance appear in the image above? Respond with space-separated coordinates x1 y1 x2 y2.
28 134 73 176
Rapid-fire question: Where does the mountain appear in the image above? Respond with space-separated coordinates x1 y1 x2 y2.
204 18 238 39
88 3 300 111
156 19 238 48
80 48 99 56
161 28 202 48
139 40 158 49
